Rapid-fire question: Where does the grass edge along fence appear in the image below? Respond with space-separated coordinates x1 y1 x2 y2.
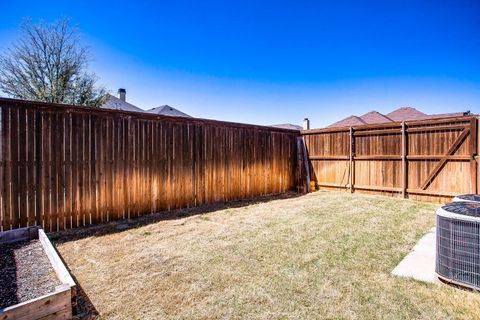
0 98 301 232
302 116 479 203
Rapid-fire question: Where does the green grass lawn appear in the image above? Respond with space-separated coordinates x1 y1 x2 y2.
56 191 480 319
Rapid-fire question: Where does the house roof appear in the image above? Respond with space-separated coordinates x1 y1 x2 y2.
101 94 191 118
327 115 367 128
386 107 429 122
270 123 303 131
101 94 144 113
359 111 393 124
327 107 468 128
146 105 191 118
425 112 467 119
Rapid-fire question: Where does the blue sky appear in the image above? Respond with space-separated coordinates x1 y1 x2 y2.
1 0 479 127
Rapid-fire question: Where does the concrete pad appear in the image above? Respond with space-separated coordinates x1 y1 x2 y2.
391 227 440 284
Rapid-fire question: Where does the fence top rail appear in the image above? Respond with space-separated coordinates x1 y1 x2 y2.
404 116 474 126
0 97 300 134
301 115 476 135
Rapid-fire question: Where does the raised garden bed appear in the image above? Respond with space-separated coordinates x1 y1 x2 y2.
0 226 76 320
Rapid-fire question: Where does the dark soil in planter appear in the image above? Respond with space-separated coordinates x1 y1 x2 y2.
0 240 62 309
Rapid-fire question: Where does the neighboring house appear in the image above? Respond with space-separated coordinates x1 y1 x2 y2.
327 107 470 128
101 89 144 112
270 123 303 131
101 88 191 117
146 105 191 117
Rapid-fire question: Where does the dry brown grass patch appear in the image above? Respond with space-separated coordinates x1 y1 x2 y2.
55 192 480 319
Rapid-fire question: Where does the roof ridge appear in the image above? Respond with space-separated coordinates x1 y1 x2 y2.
146 104 192 118
362 110 393 119
339 115 368 123
386 106 427 116
359 110 393 124
101 94 143 112
352 115 367 123
327 115 367 128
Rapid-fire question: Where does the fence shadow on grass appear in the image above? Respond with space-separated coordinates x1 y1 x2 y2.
49 191 302 245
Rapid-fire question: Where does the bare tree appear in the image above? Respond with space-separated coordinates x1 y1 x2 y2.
0 18 106 107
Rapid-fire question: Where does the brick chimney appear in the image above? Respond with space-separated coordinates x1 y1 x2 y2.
118 88 126 102
303 118 310 130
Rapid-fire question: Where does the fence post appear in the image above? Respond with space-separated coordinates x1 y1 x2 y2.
477 117 480 195
302 136 312 193
349 127 354 193
471 117 478 194
296 136 311 193
401 122 407 198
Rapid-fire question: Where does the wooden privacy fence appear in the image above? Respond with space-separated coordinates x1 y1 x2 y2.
302 116 479 203
0 98 299 232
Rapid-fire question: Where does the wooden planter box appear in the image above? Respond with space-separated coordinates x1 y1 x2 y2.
0 226 76 320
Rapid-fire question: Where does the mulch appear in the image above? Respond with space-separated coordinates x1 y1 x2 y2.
0 240 62 309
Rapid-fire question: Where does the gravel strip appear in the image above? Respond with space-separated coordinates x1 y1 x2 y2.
0 240 62 309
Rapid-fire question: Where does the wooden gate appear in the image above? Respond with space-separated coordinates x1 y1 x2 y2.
302 116 478 203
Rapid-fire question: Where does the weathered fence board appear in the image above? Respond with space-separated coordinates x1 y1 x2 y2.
302 116 479 202
0 98 299 232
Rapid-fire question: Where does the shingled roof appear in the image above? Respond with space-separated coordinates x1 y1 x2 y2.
359 111 393 124
146 105 191 118
270 123 303 131
327 107 468 128
101 94 144 113
327 115 366 128
386 107 428 121
101 90 191 117
425 112 467 120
